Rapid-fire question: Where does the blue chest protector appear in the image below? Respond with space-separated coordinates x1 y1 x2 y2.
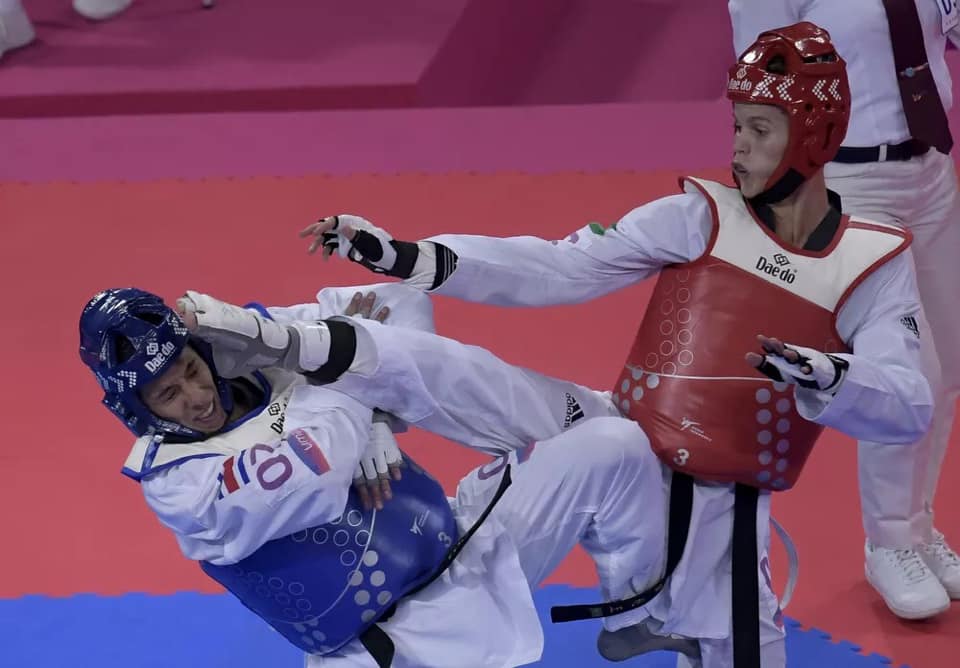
201 455 459 657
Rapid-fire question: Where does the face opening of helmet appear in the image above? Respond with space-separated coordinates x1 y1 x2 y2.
111 329 228 437
732 101 790 200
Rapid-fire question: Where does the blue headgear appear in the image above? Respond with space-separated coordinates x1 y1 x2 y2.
78 288 234 440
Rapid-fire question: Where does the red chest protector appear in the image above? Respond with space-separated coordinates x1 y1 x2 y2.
613 177 910 491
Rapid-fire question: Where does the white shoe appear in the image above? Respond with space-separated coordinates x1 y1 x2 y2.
73 0 134 21
920 529 960 599
0 1 35 61
865 541 950 619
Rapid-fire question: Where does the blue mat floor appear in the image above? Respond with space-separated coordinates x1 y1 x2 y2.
0 586 905 667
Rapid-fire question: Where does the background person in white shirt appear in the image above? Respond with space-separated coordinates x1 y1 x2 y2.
729 0 960 620
1 0 142 61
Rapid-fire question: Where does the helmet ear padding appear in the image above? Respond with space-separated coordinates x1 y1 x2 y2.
727 21 851 200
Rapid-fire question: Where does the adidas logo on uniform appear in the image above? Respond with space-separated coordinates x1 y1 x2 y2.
900 316 920 339
563 393 585 428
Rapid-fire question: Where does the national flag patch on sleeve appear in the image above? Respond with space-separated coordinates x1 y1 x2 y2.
216 454 251 499
285 428 331 475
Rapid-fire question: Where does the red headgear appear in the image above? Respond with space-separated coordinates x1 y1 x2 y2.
727 22 850 201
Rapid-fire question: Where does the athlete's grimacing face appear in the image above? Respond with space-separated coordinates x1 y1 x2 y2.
732 102 790 199
140 346 227 435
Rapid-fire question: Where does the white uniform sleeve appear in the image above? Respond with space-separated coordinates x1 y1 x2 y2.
141 388 373 565
426 193 712 306
330 318 617 456
727 0 803 55
265 283 436 332
794 251 933 443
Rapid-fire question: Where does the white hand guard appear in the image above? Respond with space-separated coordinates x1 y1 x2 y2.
755 342 849 394
179 291 334 378
323 215 398 271
320 214 425 279
355 418 403 482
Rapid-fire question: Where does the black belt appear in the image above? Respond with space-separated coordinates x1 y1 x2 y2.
732 484 761 668
551 474 763 668
550 472 694 623
833 138 929 163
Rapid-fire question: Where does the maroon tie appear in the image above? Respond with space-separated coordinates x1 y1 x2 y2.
880 0 954 154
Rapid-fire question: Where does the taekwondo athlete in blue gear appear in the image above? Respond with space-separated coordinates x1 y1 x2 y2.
79 283 656 668
79 287 463 663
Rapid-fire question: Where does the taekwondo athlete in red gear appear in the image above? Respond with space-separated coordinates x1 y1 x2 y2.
305 22 934 668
